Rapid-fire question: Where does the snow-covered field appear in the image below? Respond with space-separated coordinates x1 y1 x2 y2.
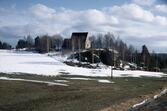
0 50 166 77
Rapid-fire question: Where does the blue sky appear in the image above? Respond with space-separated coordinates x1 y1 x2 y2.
0 0 130 10
0 0 167 52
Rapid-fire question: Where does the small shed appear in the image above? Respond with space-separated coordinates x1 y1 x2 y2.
71 32 91 51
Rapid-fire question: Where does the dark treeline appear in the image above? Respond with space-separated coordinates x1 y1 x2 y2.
15 32 167 71
90 33 167 71
16 35 34 49
139 45 167 71
0 40 12 49
16 34 63 53
90 33 137 63
35 34 63 53
150 53 167 70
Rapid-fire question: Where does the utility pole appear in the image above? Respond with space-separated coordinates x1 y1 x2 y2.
78 38 81 62
46 37 49 53
111 66 113 79
72 38 75 61
111 48 114 79
113 47 115 67
156 53 158 72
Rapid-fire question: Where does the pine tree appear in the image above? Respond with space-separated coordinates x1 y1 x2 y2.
141 45 150 70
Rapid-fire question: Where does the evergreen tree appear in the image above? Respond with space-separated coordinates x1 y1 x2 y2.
16 39 27 49
0 41 2 49
35 36 40 51
26 35 34 49
141 45 150 70
2 42 11 49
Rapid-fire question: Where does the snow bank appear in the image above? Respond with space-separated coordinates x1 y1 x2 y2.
97 79 115 83
132 99 148 108
154 88 167 99
64 77 114 84
54 80 69 83
0 77 68 86
131 88 167 110
0 50 166 78
66 77 91 80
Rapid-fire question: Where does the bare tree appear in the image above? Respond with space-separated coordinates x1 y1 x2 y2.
103 32 114 49
52 34 63 51
26 35 34 50
96 34 103 48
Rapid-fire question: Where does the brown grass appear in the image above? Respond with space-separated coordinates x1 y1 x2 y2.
100 88 165 111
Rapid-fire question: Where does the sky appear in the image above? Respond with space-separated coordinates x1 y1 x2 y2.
0 0 167 52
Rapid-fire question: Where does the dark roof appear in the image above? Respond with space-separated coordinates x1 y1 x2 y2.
71 32 88 38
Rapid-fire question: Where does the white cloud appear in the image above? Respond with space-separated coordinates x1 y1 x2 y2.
30 4 56 19
109 4 154 22
155 16 167 25
29 4 120 35
105 3 167 26
0 3 167 52
84 9 106 24
154 4 167 13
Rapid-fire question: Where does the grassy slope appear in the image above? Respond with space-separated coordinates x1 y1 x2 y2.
128 94 167 111
0 73 167 111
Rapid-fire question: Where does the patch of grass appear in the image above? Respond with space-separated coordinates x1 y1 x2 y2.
128 92 167 111
0 73 167 111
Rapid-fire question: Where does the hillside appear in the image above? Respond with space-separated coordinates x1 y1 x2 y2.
0 50 166 78
129 88 167 111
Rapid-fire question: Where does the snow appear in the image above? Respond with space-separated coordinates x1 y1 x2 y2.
97 79 114 83
0 50 166 78
154 88 167 99
133 88 167 109
133 99 148 108
66 77 91 80
65 77 114 83
153 95 158 99
0 77 68 86
54 80 69 82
